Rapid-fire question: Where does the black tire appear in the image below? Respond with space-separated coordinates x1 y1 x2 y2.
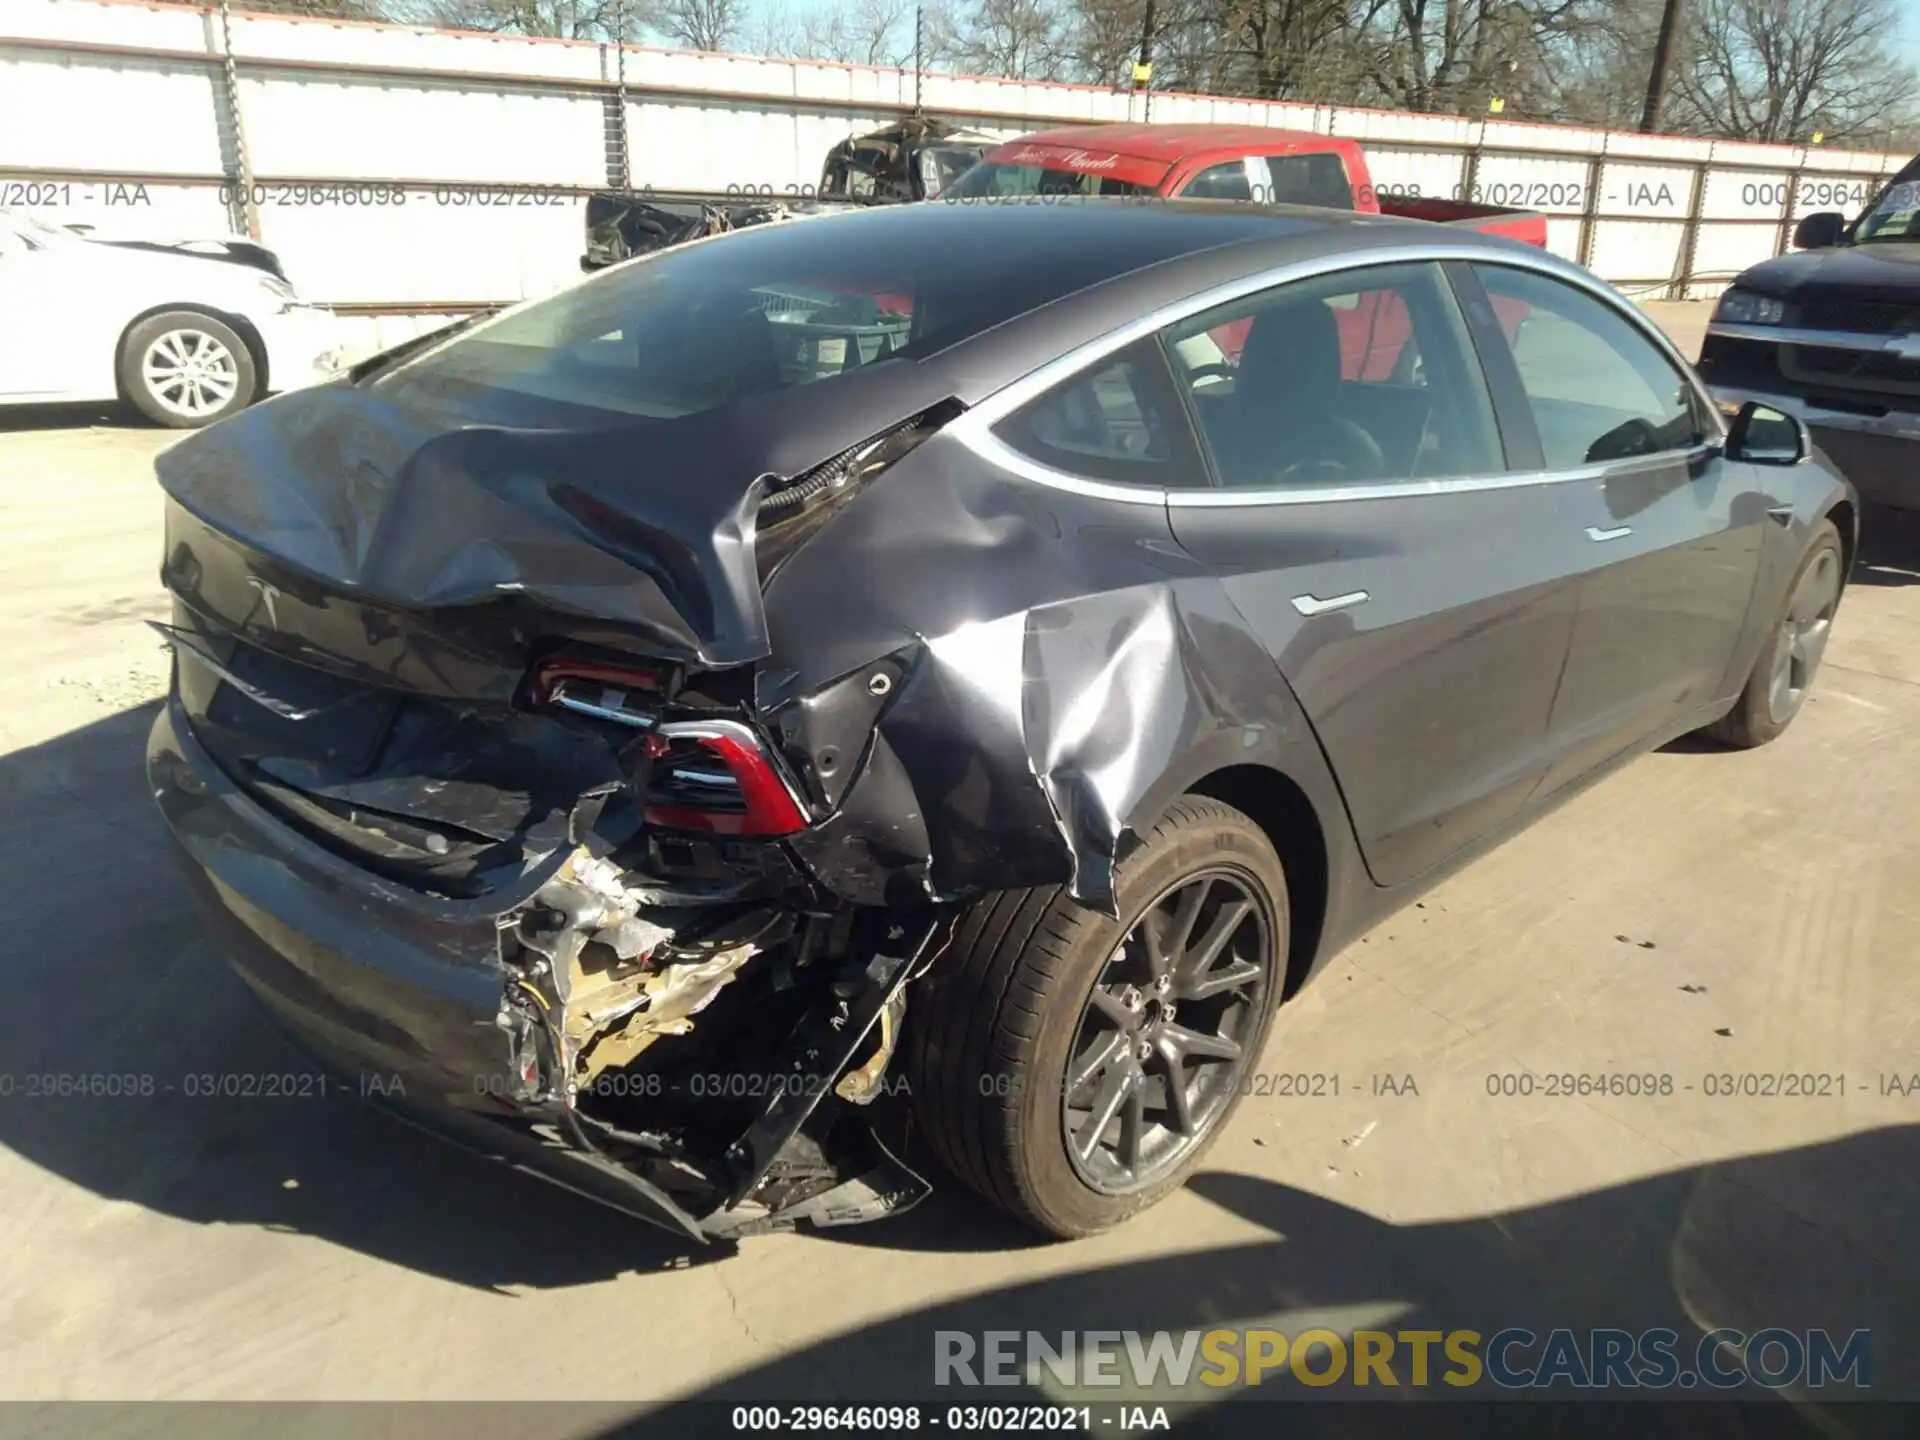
119 310 258 429
1702 519 1845 749
907 796 1288 1238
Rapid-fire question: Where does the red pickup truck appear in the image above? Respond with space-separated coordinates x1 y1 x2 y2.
944 123 1548 245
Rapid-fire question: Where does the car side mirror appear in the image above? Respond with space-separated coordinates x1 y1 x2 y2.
1726 400 1807 465
1792 210 1846 249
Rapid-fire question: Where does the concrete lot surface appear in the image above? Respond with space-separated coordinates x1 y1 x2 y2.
1 303 1916 1429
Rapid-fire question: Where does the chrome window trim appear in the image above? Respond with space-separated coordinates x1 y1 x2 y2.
1165 445 1717 508
955 426 1171 504
947 239 1726 501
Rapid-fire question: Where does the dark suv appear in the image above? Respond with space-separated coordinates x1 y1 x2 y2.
1697 155 1920 510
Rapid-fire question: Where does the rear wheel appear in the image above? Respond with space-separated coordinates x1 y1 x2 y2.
1703 519 1844 749
120 311 258 428
907 797 1287 1238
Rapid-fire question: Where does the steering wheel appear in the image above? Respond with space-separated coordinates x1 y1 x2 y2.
1186 363 1237 387
1276 419 1389 484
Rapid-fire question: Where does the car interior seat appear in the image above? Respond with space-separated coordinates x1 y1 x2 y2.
1220 297 1388 485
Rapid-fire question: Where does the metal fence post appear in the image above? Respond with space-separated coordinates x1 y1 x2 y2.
1774 146 1809 259
1459 129 1483 206
602 2 633 190
1576 152 1603 269
210 0 259 239
1672 159 1707 299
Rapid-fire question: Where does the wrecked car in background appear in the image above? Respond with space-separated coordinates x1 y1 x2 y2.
580 115 995 270
150 201 1856 1242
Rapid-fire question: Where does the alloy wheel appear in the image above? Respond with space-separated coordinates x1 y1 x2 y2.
1063 868 1272 1194
142 328 240 420
1766 547 1841 725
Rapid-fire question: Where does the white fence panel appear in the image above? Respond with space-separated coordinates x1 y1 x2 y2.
1542 217 1583 262
1357 148 1464 198
1693 223 1785 284
0 50 223 174
1588 221 1686 285
1596 162 1693 220
244 73 607 185
1470 152 1591 214
259 192 584 303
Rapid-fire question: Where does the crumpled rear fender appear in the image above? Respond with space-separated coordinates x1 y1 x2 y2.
766 444 1358 918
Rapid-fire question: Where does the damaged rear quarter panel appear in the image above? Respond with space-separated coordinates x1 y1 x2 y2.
763 435 1359 918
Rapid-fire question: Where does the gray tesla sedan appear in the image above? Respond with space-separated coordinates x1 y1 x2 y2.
147 199 1857 1242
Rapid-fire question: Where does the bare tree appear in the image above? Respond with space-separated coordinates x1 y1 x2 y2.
822 0 919 66
1050 0 1616 113
240 0 384 17
940 0 1070 79
1340 0 1604 115
1212 0 1358 98
659 0 744 50
747 0 918 65
392 0 643 40
1667 0 1918 144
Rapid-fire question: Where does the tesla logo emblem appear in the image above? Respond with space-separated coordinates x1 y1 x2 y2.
1889 333 1920 361
246 575 281 627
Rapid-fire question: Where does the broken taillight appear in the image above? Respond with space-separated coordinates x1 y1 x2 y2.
640 722 809 838
530 660 804 836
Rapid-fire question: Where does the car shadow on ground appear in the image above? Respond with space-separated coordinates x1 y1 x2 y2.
607 1131 1918 1432
1854 503 1920 589
0 401 145 433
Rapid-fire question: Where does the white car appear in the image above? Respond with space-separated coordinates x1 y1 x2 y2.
0 209 342 428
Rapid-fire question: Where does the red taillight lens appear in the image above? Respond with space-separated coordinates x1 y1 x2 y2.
531 660 804 838
642 726 808 838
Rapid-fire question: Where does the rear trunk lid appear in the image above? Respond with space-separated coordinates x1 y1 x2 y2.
158 363 957 674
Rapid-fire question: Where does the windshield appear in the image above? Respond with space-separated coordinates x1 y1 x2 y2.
1855 175 1920 244
373 208 1144 425
944 160 1152 201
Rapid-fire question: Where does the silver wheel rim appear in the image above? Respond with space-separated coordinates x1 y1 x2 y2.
1766 548 1840 725
1062 867 1272 1196
141 328 240 419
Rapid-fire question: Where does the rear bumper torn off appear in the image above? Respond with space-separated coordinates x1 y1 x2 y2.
148 697 937 1240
